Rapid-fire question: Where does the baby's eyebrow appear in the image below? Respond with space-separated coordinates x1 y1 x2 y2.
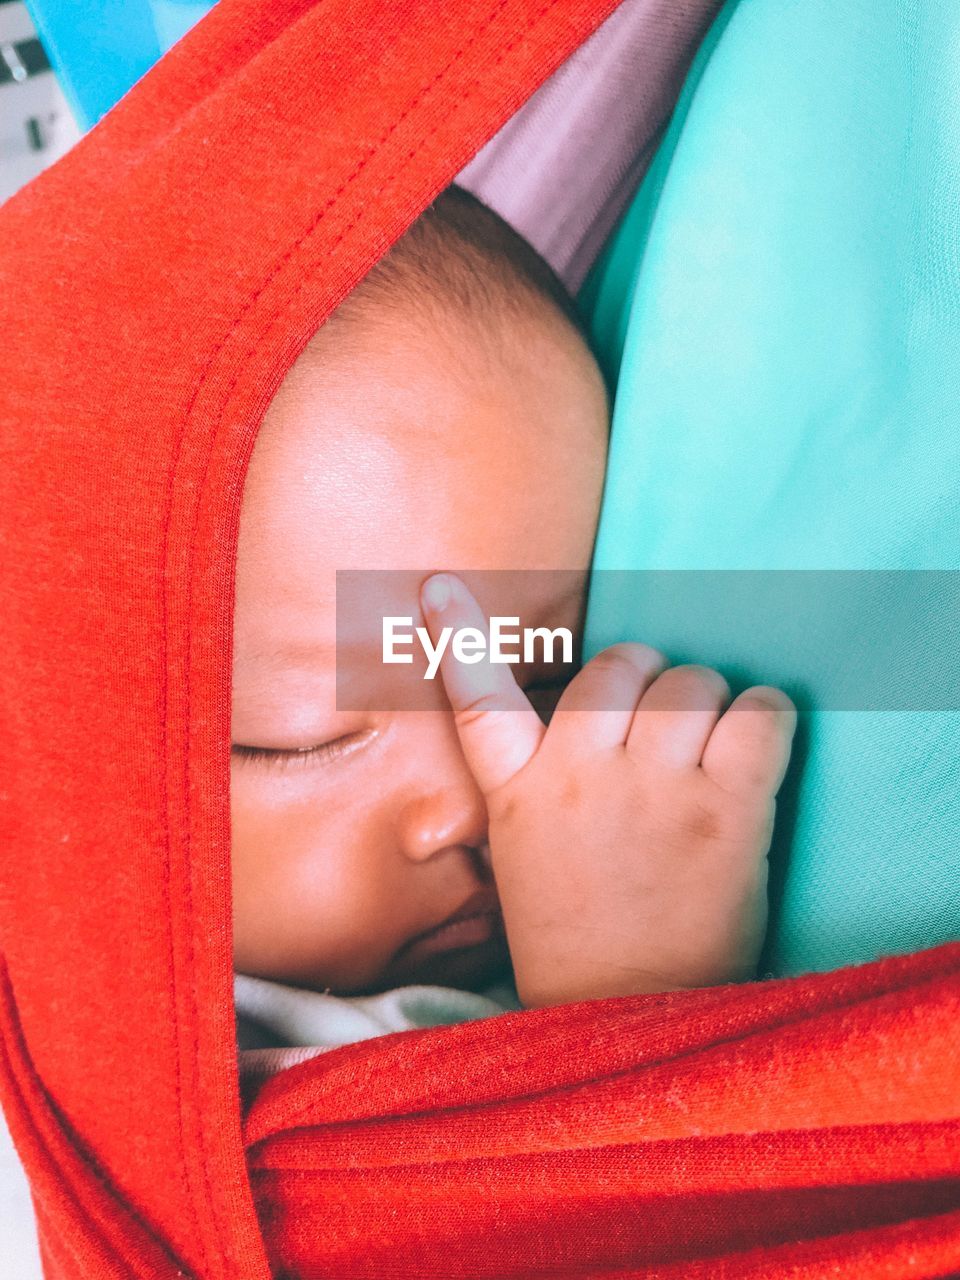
246 619 432 670
242 637 380 668
241 639 332 667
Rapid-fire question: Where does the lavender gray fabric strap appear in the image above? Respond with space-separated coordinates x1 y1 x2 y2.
456 0 722 292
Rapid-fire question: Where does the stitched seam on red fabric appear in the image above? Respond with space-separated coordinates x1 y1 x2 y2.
269 964 960 1132
169 0 582 1269
250 1119 960 1180
247 1116 960 1177
0 956 190 1278
156 581 208 1260
188 0 567 442
187 0 515 410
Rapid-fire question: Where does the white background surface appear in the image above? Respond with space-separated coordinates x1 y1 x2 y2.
0 1 81 204
0 1101 43 1276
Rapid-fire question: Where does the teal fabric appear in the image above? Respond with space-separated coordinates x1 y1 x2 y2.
577 0 960 976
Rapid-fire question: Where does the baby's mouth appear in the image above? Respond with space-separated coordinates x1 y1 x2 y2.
404 908 503 959
398 887 503 962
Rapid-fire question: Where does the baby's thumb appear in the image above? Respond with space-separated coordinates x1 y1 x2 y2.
420 574 545 796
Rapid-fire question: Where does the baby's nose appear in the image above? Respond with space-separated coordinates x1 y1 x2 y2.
396 786 488 865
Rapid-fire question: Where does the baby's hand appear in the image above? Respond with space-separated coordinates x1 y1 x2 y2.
420 574 796 1009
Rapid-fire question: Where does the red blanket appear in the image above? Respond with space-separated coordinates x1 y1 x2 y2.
0 1 957 1275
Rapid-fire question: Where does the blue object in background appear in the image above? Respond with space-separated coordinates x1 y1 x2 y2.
150 0 215 53
24 0 216 130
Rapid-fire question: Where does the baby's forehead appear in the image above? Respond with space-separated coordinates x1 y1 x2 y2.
255 300 587 501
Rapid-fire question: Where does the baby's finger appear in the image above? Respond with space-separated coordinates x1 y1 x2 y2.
548 643 667 752
626 664 731 768
420 574 546 795
700 686 797 797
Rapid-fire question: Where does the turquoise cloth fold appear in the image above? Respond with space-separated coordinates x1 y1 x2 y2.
578 0 960 976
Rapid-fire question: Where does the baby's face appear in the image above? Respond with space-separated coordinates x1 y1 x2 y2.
231 300 608 996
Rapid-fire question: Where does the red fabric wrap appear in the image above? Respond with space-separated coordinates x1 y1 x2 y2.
242 945 960 1277
0 0 957 1275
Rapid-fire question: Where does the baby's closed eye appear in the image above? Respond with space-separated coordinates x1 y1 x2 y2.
231 731 373 769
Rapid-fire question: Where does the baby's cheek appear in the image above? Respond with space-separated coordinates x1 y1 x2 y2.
229 760 415 990
229 777 320 965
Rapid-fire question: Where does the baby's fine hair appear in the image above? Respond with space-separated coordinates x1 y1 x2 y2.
330 185 592 347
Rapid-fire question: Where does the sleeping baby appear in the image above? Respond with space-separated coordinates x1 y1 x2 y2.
230 185 796 1057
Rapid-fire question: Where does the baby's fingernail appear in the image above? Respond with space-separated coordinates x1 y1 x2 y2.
422 574 452 612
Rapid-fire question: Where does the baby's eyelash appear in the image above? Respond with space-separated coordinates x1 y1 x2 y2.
231 737 358 769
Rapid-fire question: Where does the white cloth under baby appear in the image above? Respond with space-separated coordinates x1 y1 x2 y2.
235 971 523 1093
